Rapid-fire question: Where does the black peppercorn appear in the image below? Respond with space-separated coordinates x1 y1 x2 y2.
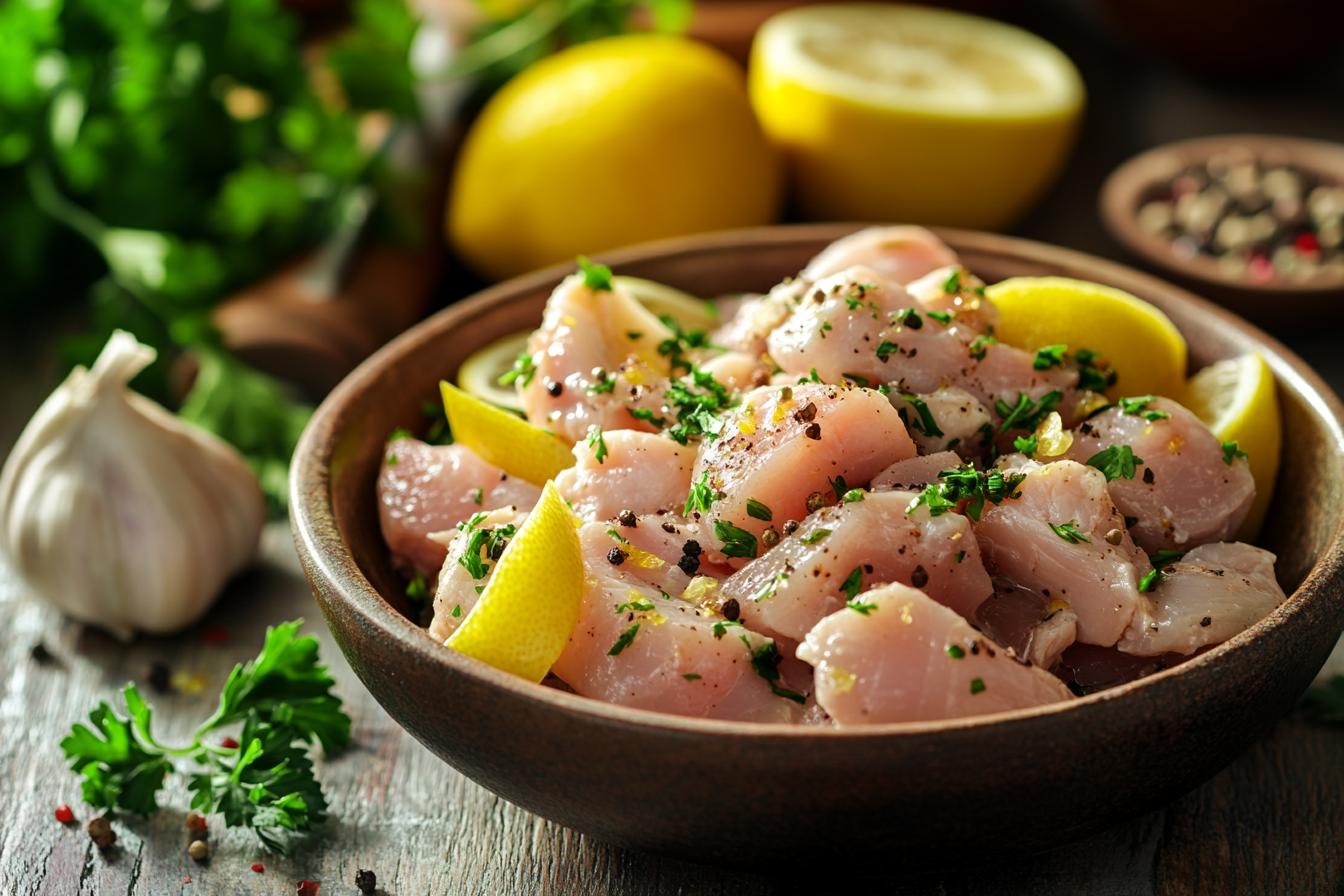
355 869 377 893
803 422 822 440
607 548 628 566
618 509 637 528
546 380 563 397
911 565 929 588
720 598 740 621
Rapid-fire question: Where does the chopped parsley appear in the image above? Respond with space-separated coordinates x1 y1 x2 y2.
901 394 944 438
955 550 966 563
498 352 537 388
820 322 833 336
587 373 617 394
800 528 832 546
471 488 484 506
943 270 961 293
586 426 609 464
712 619 744 639
1125 516 1139 528
1033 344 1068 370
405 573 429 606
607 623 640 656
684 472 718 516
970 677 986 695
662 369 731 445
657 316 712 376
1138 568 1165 593
742 636 806 704
387 428 414 442
876 340 900 362
1014 434 1038 456
1151 549 1186 566
843 489 866 504
753 573 789 601
946 644 965 659
841 372 870 387
1049 521 1090 544
1086 445 1144 481
614 597 656 614
995 390 1063 434
682 673 702 681
907 465 1026 522
828 475 849 501
746 498 773 522
1073 348 1118 392
895 308 923 330
626 332 643 340
969 335 997 362
1117 395 1170 422
797 367 823 385
714 520 758 559
577 255 613 291
627 407 667 428
1222 440 1249 465
841 567 863 601
386 453 399 465
452 604 462 617
927 310 953 324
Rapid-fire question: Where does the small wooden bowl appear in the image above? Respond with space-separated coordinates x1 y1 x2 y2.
1100 134 1344 331
290 225 1344 873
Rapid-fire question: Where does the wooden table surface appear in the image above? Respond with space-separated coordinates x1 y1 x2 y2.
4 2 1344 893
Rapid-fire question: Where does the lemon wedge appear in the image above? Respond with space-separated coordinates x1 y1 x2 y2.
456 331 531 412
445 481 583 682
749 3 1084 228
1184 353 1281 541
615 276 719 333
984 276 1187 401
440 381 574 485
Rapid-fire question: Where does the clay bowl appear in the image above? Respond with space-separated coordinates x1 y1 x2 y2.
291 224 1344 873
1100 134 1344 333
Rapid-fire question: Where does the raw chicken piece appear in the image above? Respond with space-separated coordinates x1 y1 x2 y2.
801 226 959 284
889 385 994 457
555 430 695 522
698 351 772 392
603 514 737 597
797 582 1073 725
959 341 1082 429
711 291 795 358
904 265 1000 333
975 579 1078 670
872 451 962 491
766 267 976 393
377 438 541 577
692 382 916 552
519 274 676 443
427 506 526 642
549 523 805 723
721 490 992 642
1118 542 1286 656
1064 397 1255 553
974 459 1151 648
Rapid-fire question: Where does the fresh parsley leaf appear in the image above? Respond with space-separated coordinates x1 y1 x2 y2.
614 597 656 613
969 335 996 362
628 407 667 428
405 572 429 606
1138 567 1165 593
943 270 961 293
841 372 870 387
387 428 414 442
471 488 484 506
684 471 717 516
828 476 849 501
1117 395 1170 421
1151 549 1186 566
1072 348 1118 392
498 351 537 388
712 619 744 639
995 390 1063 434
1014 434 1038 456
841 566 863 601
608 622 640 656
1033 344 1068 370
656 316 711 376
901 394 944 438
800 528 832 545
1049 521 1090 544
1222 440 1249 465
714 519 758 559
746 498 773 522
843 488 865 504
587 372 617 394
60 696 174 816
927 310 952 324
577 256 613 291
586 426 609 464
682 673 702 681
946 644 966 659
740 636 806 704
876 340 900 362
907 465 1025 522
752 573 789 601
662 369 730 445
1086 445 1144 481
970 678 986 695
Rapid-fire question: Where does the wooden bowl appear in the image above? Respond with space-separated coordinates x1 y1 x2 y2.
290 225 1344 873
1099 135 1344 332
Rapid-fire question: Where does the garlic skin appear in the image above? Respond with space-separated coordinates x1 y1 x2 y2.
0 331 265 641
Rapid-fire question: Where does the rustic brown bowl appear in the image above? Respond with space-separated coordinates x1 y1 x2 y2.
1099 134 1344 331
290 225 1344 873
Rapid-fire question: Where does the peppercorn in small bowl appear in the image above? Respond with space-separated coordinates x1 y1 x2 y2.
1100 134 1344 329
290 224 1344 873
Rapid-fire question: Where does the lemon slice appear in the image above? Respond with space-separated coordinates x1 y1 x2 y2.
457 331 531 412
984 276 1187 401
441 381 575 485
445 481 583 681
615 276 720 333
1184 353 1281 541
749 3 1084 228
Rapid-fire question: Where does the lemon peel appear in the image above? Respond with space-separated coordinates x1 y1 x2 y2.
445 481 583 682
440 380 574 485
1184 353 1281 541
983 276 1187 401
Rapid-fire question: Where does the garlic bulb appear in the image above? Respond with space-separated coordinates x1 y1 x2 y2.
0 331 265 641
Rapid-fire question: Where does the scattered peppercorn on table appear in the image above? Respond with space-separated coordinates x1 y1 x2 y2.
5 11 1344 896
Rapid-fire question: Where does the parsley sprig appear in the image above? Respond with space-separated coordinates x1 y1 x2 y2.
907 465 1026 522
995 390 1064 434
1086 445 1144 482
660 369 732 445
59 621 350 853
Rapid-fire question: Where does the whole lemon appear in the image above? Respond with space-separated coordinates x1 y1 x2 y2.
448 35 782 281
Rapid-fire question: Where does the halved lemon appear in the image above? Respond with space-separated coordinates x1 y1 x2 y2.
749 3 1084 229
984 276 1187 401
445 481 583 682
617 276 719 333
440 381 574 484
1184 353 1281 541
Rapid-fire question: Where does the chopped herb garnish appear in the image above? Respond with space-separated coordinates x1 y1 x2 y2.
587 373 617 394
955 550 966 563
820 322 834 335
684 472 718 516
907 465 1025 521
1049 521 1091 544
945 437 961 451
662 369 731 445
628 407 668 428
741 636 806 704
1138 568 1165 593
1117 395 1170 421
682 673 702 681
1222 440 1249 465
946 644 966 659
1086 445 1144 482
1033 344 1068 370
843 489 865 504
607 623 640 656
970 677 986 695
1073 348 1118 392
405 573 429 606
841 567 863 601
471 488 484 506
901 394 945 438
876 340 900 362
943 270 961 293
969 335 997 362
927 310 952 324
1125 515 1139 528
577 256 613 292
1151 549 1186 566
753 573 789 601
714 520 759 559
841 372 870 387
712 619 744 639
1014 434 1038 456
586 426 609 464
656 316 712 376
846 600 878 616
387 428 414 442
606 528 629 545
452 604 462 617
995 390 1063 434
387 454 399 465
615 597 656 614
896 308 923 329
800 528 832 545
828 475 849 501
746 498 773 522
498 352 537 388
799 367 822 384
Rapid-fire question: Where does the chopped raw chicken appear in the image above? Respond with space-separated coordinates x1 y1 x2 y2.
549 523 805 723
556 430 696 522
974 459 1151 648
872 451 963 491
975 579 1078 670
797 582 1074 725
693 382 915 554
800 225 959 284
904 264 1000 333
378 438 540 577
721 490 992 642
1118 541 1286 656
1065 397 1255 552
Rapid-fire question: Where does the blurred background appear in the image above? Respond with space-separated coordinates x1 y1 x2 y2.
2 0 1343 502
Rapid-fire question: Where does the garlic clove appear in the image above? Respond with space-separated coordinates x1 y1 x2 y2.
0 331 265 641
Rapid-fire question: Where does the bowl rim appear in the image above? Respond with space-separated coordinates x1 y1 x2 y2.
291 222 1344 741
1099 133 1344 294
